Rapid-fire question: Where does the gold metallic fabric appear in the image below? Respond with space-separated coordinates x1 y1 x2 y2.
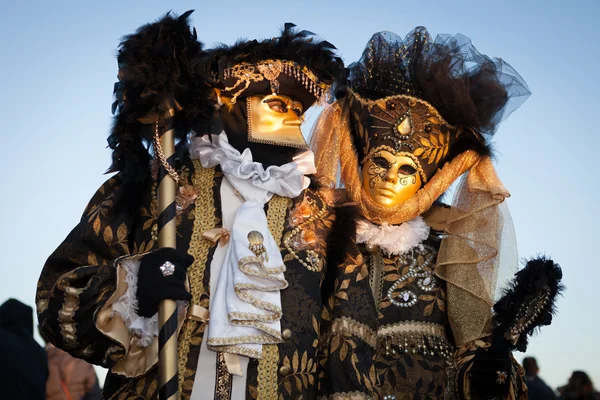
186 305 210 323
96 254 159 378
202 228 231 246
311 102 481 225
435 156 510 346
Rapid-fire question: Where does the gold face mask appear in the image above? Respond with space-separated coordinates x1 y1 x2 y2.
361 150 422 208
247 94 308 148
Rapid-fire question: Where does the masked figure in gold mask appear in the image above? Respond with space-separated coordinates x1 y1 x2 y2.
36 13 345 400
312 29 559 399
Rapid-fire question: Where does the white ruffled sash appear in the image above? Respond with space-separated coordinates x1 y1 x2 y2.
189 133 314 359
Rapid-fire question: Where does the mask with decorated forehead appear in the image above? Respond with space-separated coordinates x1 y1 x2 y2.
345 28 530 186
204 24 343 153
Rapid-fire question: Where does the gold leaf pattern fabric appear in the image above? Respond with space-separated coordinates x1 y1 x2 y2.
319 224 527 400
37 152 340 399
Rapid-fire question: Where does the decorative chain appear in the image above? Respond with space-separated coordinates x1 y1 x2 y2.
153 120 181 183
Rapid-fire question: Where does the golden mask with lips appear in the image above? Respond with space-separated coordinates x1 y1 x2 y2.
361 150 422 207
247 94 308 149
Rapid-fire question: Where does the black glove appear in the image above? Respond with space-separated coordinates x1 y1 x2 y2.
136 248 193 318
469 345 512 399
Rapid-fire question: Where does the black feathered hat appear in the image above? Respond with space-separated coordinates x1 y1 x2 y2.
108 10 214 175
339 28 530 182
204 23 344 110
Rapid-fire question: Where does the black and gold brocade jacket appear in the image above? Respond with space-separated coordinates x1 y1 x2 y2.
36 153 340 400
316 211 528 400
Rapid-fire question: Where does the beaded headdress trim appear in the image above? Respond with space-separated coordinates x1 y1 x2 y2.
223 59 330 104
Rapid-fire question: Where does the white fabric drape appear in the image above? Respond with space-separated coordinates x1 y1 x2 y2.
189 133 315 399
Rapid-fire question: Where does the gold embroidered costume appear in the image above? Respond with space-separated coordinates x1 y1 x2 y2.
36 12 345 400
312 29 534 400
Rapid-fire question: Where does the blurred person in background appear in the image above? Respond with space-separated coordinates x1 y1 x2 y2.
558 371 600 400
523 356 557 400
0 298 48 399
40 328 101 400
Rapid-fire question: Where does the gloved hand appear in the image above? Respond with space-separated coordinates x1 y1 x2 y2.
468 344 512 399
136 247 193 318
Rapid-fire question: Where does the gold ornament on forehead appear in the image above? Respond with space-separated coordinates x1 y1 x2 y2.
222 59 329 104
248 230 269 262
257 60 283 95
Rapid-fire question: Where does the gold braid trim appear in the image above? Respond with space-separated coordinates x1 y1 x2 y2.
258 344 280 400
330 317 377 349
257 195 291 400
178 161 216 390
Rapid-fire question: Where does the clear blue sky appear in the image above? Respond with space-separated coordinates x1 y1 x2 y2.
1 0 598 391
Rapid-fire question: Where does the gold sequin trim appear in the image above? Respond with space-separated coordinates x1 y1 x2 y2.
257 195 291 400
178 161 216 390
330 317 377 349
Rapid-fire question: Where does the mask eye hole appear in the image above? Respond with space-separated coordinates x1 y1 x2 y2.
398 165 417 175
264 99 287 113
372 156 390 169
291 106 303 117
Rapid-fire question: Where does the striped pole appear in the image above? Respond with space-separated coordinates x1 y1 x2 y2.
154 117 180 400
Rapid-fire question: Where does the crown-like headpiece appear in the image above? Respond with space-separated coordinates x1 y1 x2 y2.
222 59 330 105
344 28 530 181
349 91 459 183
205 23 343 110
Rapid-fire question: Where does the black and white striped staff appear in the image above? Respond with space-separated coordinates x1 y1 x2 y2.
153 116 180 400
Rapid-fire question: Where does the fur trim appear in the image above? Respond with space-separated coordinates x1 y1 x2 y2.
492 256 564 352
356 216 430 256
111 258 158 347
111 257 189 348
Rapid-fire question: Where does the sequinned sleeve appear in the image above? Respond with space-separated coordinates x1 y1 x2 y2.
36 173 139 369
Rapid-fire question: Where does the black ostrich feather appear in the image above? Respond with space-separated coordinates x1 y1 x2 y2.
203 23 343 87
108 10 214 175
492 257 564 352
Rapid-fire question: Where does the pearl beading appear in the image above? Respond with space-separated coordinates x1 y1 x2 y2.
381 332 453 361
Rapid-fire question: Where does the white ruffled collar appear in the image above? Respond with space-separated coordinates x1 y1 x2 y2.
356 216 430 256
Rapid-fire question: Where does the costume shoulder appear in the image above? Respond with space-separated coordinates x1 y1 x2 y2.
37 169 152 367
